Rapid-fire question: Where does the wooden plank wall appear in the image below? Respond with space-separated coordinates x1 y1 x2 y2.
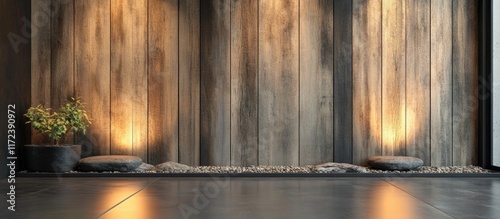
179 0 200 166
452 0 479 165
352 0 382 165
148 0 179 164
231 0 259 166
406 0 430 164
31 0 480 166
333 0 353 163
74 0 111 157
200 0 231 165
259 0 299 165
300 0 334 165
110 0 148 160
430 0 453 166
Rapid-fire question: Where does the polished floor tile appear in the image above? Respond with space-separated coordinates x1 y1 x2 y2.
101 178 451 219
1 176 499 219
1 177 159 219
384 177 500 219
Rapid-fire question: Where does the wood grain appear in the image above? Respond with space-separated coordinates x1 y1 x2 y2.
353 0 382 165
382 0 406 156
299 0 334 165
259 0 299 165
200 0 231 166
406 0 430 164
431 0 453 166
452 0 478 165
333 0 353 163
179 0 200 166
110 0 148 160
74 0 111 157
28 0 482 166
51 0 74 144
148 0 179 164
231 0 258 166
31 0 52 144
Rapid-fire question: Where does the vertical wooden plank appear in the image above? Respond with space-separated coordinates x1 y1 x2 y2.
51 0 74 144
111 0 148 160
74 0 111 157
452 0 478 165
382 0 406 156
353 0 382 165
231 0 258 166
200 0 231 166
259 0 299 165
299 0 333 165
31 0 52 144
431 0 452 166
179 0 200 166
333 0 353 163
406 0 430 164
148 0 179 164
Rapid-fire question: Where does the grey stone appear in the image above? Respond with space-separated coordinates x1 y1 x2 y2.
155 161 192 172
78 155 142 172
135 163 156 172
314 162 369 173
367 156 424 170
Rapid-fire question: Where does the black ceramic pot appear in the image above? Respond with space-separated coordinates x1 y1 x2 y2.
24 145 82 172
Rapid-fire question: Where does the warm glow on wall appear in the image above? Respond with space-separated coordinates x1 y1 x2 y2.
382 107 407 150
113 122 134 152
370 104 417 153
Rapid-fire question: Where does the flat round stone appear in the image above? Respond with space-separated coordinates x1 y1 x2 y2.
367 156 423 170
78 155 142 172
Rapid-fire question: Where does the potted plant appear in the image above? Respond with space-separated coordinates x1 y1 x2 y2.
24 97 91 172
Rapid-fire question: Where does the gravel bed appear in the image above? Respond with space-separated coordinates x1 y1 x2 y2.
367 165 490 174
39 165 491 174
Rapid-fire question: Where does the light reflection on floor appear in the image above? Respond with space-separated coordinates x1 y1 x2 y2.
371 183 415 219
101 183 151 219
3 177 499 218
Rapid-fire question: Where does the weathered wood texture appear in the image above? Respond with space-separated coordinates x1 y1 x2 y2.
353 0 382 165
31 0 52 144
110 0 148 160
74 0 111 157
148 0 179 164
430 0 453 166
406 0 430 165
231 0 258 166
51 0 74 144
259 0 299 165
179 0 200 166
382 0 406 156
333 0 353 163
299 0 334 165
452 0 479 165
30 0 480 166
200 0 231 166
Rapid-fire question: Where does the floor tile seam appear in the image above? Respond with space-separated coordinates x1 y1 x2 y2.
95 177 161 218
379 177 457 219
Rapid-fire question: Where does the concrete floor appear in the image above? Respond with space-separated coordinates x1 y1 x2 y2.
1 177 500 219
